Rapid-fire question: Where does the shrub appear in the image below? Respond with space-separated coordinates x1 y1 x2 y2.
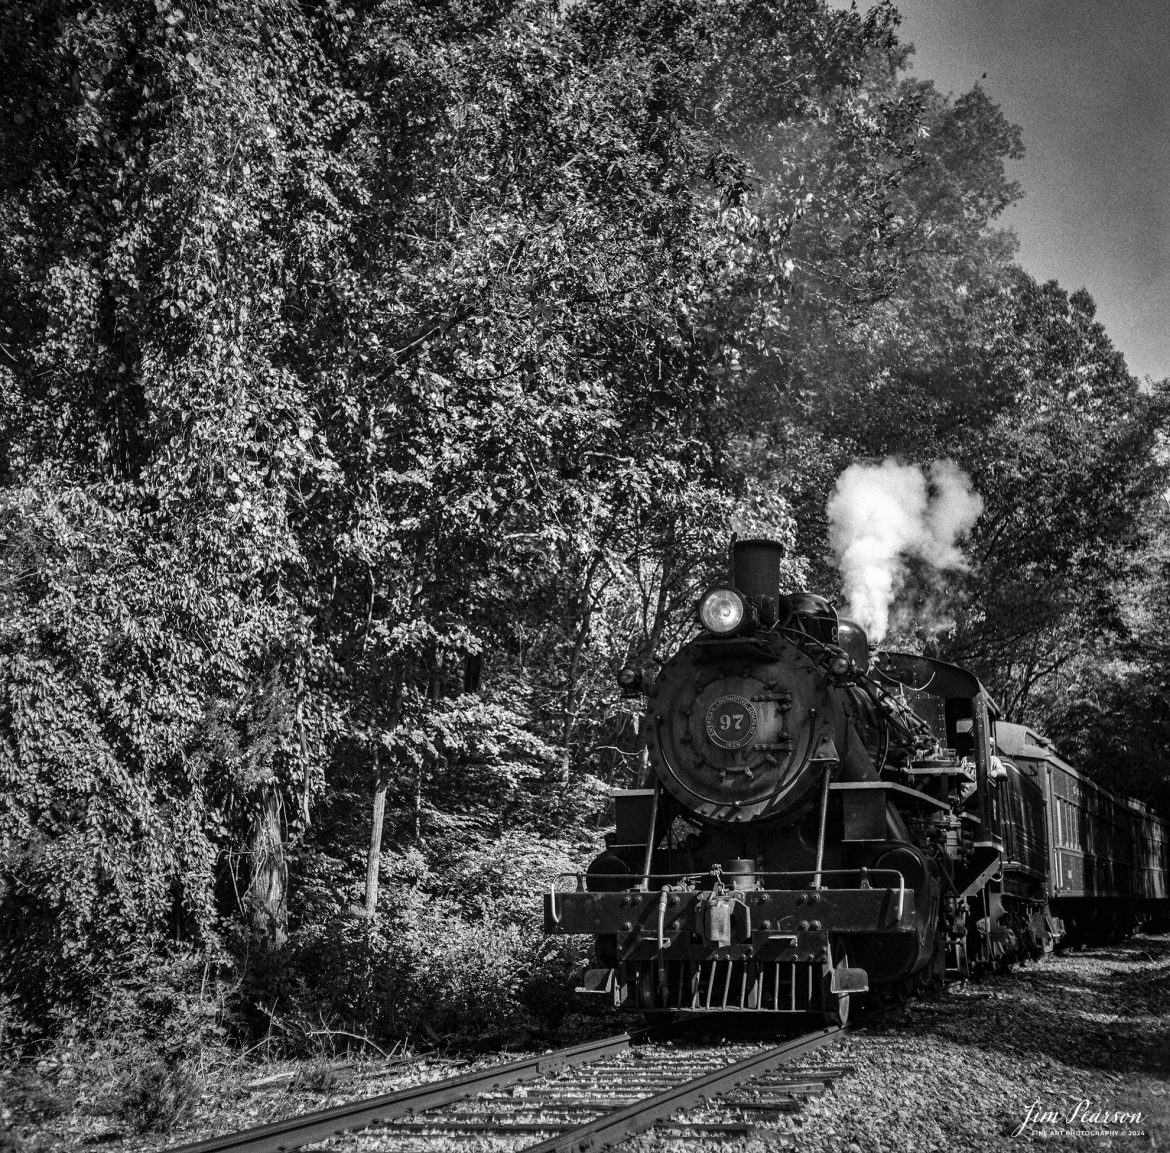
80 950 233 1061
113 1058 201 1135
0 1130 25 1153
289 1059 351 1095
270 832 599 1047
518 932 594 1034
0 1068 74 1124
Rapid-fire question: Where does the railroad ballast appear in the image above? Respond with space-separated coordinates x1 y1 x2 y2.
546 537 1170 1024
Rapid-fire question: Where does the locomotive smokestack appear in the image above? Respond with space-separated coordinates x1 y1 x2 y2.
731 538 784 609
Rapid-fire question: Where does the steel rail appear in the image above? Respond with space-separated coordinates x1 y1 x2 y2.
165 1031 636 1153
519 1023 845 1153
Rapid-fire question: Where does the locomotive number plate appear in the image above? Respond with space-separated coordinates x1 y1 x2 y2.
705 695 757 749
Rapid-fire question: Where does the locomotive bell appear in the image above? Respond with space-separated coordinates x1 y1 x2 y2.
787 592 839 645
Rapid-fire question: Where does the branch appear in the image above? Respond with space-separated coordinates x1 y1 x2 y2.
305 1029 389 1056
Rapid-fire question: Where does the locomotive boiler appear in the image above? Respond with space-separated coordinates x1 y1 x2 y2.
545 538 1067 1023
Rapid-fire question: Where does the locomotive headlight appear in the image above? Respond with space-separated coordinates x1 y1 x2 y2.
698 587 746 634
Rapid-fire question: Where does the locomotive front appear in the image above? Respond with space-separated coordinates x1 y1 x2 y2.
546 538 972 1024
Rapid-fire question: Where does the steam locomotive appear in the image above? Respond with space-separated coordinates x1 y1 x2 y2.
545 538 1170 1024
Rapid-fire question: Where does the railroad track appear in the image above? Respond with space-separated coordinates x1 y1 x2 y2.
169 1023 855 1153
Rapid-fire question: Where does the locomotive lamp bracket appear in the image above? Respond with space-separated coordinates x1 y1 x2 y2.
616 665 644 698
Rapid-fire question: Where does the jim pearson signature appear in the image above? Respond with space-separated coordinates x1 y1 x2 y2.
1012 1098 1147 1138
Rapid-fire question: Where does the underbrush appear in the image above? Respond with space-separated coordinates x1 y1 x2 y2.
259 833 595 1050
0 834 598 1147
1 1047 204 1147
107 1059 203 1134
0 949 246 1147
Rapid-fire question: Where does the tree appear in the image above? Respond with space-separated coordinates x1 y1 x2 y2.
942 279 1168 720
0 0 358 1015
4 0 884 1026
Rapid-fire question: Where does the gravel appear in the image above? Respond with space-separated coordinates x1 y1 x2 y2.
6 934 1167 1152
631 932 1169 1153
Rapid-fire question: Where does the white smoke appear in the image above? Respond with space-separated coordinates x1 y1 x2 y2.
827 459 983 642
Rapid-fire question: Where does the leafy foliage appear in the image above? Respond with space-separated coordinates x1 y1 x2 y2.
0 0 1165 1048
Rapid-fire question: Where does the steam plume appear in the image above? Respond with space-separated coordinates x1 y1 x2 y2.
827 459 982 642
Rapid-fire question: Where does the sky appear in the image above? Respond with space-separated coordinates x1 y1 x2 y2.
832 0 1170 382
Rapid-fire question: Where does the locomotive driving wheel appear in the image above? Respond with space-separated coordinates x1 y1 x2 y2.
821 936 853 1026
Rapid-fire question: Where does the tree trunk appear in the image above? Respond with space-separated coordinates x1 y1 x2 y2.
364 746 388 916
561 550 606 783
412 761 422 842
246 787 287 949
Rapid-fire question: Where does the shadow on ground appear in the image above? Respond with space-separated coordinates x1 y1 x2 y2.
867 934 1170 1081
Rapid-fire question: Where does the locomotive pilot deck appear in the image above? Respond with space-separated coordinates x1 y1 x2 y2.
547 871 890 1013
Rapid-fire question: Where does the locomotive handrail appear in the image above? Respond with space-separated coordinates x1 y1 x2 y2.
548 871 587 925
